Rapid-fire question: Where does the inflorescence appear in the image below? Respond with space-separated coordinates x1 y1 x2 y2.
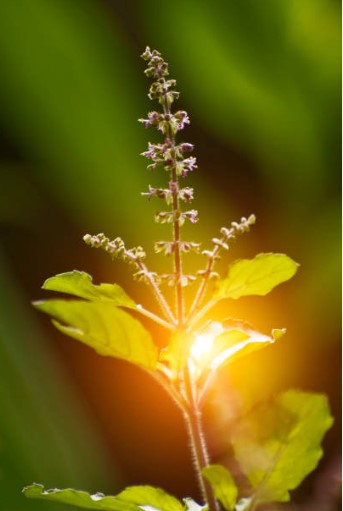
84 46 255 312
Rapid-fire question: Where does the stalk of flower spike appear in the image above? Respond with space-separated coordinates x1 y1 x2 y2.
140 47 199 324
140 47 219 511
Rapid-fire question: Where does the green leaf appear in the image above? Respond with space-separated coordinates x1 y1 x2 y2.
202 464 238 511
23 484 140 511
43 271 136 308
214 253 299 300
231 390 333 504
117 485 183 511
34 300 157 370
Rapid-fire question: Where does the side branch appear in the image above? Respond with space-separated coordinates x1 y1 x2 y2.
186 215 256 322
83 233 176 325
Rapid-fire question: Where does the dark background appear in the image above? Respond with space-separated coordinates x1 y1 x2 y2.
0 1 341 510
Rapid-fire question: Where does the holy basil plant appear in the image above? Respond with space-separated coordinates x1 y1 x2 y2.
24 47 333 511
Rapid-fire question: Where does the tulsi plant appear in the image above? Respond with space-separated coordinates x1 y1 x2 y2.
23 47 333 511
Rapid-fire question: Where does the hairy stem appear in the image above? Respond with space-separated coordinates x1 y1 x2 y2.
148 52 218 510
187 216 254 323
186 238 224 322
135 304 174 330
171 167 184 326
188 299 217 330
150 372 188 415
183 364 220 511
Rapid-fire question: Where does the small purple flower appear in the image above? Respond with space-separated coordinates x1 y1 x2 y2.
175 111 190 130
138 118 151 128
141 142 157 159
148 111 160 123
180 143 194 152
181 209 199 224
179 187 194 202
184 157 197 171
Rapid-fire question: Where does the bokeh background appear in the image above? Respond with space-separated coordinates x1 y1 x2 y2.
0 1 341 510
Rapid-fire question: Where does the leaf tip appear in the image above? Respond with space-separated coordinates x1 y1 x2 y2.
272 328 287 341
31 300 44 309
22 483 43 497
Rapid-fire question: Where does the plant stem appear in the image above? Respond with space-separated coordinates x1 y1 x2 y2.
160 99 184 326
187 233 227 323
135 304 174 330
135 258 176 325
157 61 218 510
151 371 188 415
188 299 217 330
171 165 184 326
183 364 220 511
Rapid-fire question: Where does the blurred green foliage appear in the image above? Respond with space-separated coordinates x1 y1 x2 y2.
0 0 340 509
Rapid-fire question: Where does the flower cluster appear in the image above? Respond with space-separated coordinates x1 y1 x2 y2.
83 49 256 299
141 46 178 106
142 184 194 205
154 241 200 256
158 273 197 287
201 215 256 260
138 46 201 287
141 140 195 174
220 214 256 240
139 46 197 186
154 209 198 226
83 233 146 264
139 111 190 135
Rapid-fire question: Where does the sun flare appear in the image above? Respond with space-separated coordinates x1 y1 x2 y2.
190 321 224 364
191 333 214 362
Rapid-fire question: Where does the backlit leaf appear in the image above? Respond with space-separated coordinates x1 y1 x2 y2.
34 300 157 370
190 321 280 375
43 271 136 308
159 322 279 379
214 253 299 300
210 328 276 371
23 484 139 511
117 485 183 511
231 390 333 504
159 330 194 379
202 464 237 511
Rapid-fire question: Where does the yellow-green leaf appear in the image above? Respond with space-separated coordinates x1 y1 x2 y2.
214 253 299 300
43 271 136 308
202 464 238 511
159 330 194 379
34 300 157 370
117 485 183 511
23 484 139 511
189 321 280 375
209 328 275 370
231 390 333 505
